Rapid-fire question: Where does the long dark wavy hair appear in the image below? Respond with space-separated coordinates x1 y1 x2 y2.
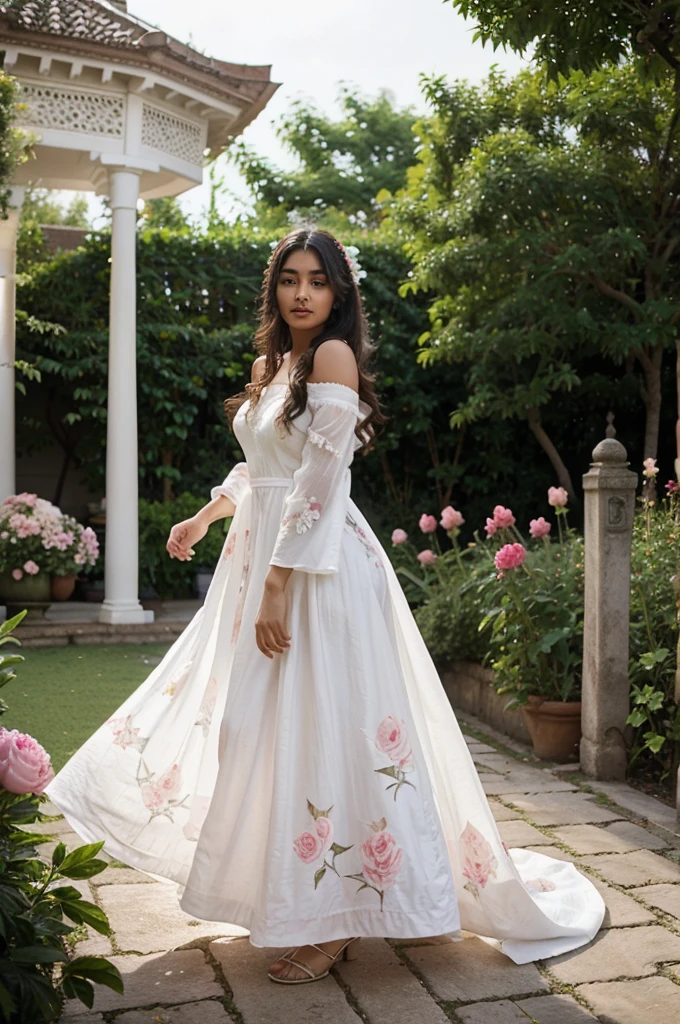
223 228 388 452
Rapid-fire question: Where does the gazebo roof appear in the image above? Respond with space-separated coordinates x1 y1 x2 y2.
0 1 280 134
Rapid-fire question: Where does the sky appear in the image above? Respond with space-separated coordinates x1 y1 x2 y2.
78 0 525 227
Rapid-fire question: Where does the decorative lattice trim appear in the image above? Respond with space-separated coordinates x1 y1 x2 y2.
15 82 125 136
141 104 206 165
308 429 341 457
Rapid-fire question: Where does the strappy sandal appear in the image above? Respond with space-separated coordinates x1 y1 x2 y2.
267 936 361 984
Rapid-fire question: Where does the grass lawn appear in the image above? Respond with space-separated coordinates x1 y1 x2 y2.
3 643 173 772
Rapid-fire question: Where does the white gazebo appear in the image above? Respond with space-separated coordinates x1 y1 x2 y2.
0 0 279 623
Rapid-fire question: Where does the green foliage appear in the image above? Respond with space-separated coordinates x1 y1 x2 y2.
448 0 680 82
478 514 584 706
230 83 419 230
0 65 34 219
16 186 91 266
138 493 230 599
0 614 123 1022
385 64 679 487
627 488 680 784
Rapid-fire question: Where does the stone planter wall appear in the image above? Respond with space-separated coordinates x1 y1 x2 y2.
439 660 532 745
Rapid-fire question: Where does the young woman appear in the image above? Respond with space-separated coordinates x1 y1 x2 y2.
46 228 605 986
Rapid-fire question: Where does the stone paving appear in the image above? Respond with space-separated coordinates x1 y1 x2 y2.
46 720 680 1024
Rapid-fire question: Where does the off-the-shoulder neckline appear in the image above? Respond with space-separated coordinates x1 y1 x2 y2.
263 381 359 399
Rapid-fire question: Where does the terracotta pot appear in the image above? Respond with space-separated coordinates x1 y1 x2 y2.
0 569 51 603
50 573 78 601
521 695 582 762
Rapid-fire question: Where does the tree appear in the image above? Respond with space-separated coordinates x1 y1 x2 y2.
384 65 677 493
447 1 680 477
230 83 419 230
0 64 33 218
16 186 90 265
139 196 192 232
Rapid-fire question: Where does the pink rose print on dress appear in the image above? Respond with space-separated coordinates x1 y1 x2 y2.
374 715 416 800
162 665 192 699
107 714 147 752
293 799 353 890
194 675 219 736
460 821 499 899
345 818 403 911
223 530 237 560
231 527 252 644
137 761 189 823
345 511 384 571
281 496 322 535
526 877 557 893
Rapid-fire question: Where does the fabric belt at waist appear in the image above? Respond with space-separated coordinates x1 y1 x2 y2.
249 477 293 488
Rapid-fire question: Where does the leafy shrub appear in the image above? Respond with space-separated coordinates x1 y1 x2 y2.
626 474 680 788
139 492 231 599
0 610 122 1021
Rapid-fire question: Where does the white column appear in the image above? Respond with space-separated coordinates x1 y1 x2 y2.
0 186 26 502
99 168 152 624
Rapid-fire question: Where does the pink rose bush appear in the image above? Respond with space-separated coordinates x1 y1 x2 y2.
419 513 437 534
547 486 569 508
417 549 437 566
0 493 99 581
494 543 527 572
0 727 54 794
391 528 408 545
440 506 464 530
529 517 551 539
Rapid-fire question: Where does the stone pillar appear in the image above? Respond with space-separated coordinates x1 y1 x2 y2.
580 439 638 780
99 168 151 625
0 186 26 502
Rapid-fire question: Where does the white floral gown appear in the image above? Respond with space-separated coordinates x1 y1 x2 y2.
46 381 604 962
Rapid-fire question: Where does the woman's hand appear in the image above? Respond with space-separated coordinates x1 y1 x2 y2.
255 580 291 658
166 516 208 562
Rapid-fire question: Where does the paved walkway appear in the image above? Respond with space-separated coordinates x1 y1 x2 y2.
48 717 680 1024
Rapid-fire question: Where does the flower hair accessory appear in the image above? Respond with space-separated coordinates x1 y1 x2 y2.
333 239 367 286
266 237 367 286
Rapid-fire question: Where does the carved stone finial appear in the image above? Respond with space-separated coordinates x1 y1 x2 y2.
606 411 616 439
592 438 628 465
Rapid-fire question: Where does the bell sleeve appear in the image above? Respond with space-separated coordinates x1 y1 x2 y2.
269 382 363 575
210 462 250 508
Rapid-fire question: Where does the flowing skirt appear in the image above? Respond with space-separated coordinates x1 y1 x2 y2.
46 479 604 960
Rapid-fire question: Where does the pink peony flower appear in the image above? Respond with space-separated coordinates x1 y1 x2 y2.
529 517 551 540
375 715 413 769
666 480 680 494
315 816 334 857
492 505 515 529
293 830 323 864
417 549 437 565
0 728 54 795
419 514 437 534
440 506 464 530
360 829 403 890
23 560 39 575
461 822 498 889
484 518 497 537
391 528 408 545
548 486 569 507
11 568 23 581
494 543 527 571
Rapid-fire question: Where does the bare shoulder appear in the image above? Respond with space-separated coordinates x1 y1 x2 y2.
309 339 359 393
251 355 266 383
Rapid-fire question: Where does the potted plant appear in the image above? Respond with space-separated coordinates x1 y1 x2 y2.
477 489 584 761
0 493 100 611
